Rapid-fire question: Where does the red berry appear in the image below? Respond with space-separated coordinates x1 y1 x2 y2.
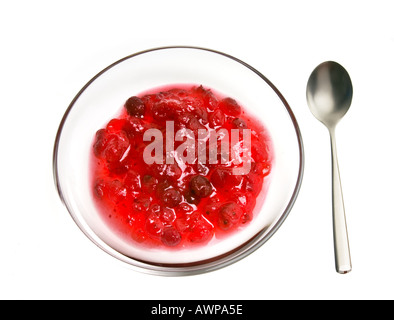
141 174 158 193
241 211 253 224
210 168 227 189
105 135 129 161
192 104 208 124
124 170 141 192
106 118 129 133
217 202 243 231
160 208 176 225
132 196 151 213
184 190 201 205
182 114 205 134
210 168 242 190
204 200 221 220
131 228 148 243
145 213 164 240
149 203 162 216
151 163 182 182
177 112 193 126
151 101 175 121
209 109 225 127
159 188 182 208
245 173 263 196
94 179 127 204
125 96 145 118
93 129 130 165
93 129 108 158
175 202 194 218
188 218 214 243
127 117 147 135
232 118 247 129
189 175 213 198
218 97 241 116
193 85 218 111
174 217 189 233
93 179 106 199
161 226 182 247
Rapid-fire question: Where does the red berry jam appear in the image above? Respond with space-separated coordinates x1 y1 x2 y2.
91 85 273 249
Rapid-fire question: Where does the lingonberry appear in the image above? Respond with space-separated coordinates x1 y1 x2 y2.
189 175 213 198
125 96 146 118
161 226 182 247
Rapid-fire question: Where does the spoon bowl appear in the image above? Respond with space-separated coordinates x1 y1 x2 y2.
306 61 353 274
307 61 353 129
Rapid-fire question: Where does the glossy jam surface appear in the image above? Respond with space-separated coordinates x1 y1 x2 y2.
91 85 273 249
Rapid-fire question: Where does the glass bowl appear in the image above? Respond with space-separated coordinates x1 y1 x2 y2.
53 46 304 275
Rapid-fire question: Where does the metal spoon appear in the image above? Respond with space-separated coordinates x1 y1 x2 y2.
306 61 352 274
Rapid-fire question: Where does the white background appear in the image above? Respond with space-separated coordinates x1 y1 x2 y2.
1 0 393 300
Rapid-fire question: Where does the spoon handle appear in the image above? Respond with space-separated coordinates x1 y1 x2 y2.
329 129 352 274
